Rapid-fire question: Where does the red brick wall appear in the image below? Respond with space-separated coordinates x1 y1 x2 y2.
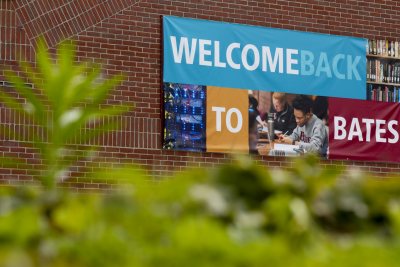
1 0 400 189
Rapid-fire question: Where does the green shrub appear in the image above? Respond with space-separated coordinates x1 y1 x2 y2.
1 41 400 267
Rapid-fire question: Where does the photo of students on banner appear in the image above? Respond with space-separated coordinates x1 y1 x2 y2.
162 81 400 164
248 91 328 158
162 82 329 158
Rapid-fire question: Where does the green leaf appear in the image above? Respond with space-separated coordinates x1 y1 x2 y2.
4 70 45 121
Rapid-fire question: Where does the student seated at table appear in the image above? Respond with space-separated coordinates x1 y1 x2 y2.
263 92 296 135
248 108 259 154
279 95 328 157
249 94 267 127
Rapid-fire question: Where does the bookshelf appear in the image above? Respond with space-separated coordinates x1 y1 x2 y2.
367 39 400 102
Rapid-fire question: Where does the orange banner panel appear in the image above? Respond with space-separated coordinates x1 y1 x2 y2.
206 86 249 153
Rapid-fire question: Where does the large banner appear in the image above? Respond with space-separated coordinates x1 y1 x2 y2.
161 16 400 164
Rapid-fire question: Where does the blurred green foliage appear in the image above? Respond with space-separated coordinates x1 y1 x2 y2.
1 42 400 266
0 40 128 188
1 158 400 266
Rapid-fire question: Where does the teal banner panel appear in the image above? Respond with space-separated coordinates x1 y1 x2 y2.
163 16 367 99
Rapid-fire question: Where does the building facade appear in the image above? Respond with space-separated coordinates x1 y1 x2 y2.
1 0 400 188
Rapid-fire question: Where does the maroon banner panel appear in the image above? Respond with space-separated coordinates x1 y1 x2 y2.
329 98 400 162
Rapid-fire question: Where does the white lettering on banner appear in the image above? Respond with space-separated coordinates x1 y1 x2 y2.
170 36 197 64
242 44 260 71
363 118 374 142
376 119 387 143
262 47 283 73
333 116 400 144
199 39 212 66
211 106 243 133
226 43 241 69
212 106 226 132
388 120 399 143
286 49 299 75
334 116 347 140
348 118 363 141
169 36 362 80
226 108 243 133
214 41 226 68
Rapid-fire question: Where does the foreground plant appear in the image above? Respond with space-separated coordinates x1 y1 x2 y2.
0 40 128 188
1 156 400 267
1 41 400 267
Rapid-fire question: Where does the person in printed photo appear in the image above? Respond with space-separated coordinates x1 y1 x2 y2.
310 95 329 125
249 94 267 127
266 92 297 135
279 95 328 157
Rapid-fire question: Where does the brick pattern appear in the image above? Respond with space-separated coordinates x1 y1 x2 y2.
12 0 143 49
0 0 33 62
2 0 400 189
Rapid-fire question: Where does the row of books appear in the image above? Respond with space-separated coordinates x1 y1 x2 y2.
368 39 400 57
367 59 400 84
367 84 400 102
